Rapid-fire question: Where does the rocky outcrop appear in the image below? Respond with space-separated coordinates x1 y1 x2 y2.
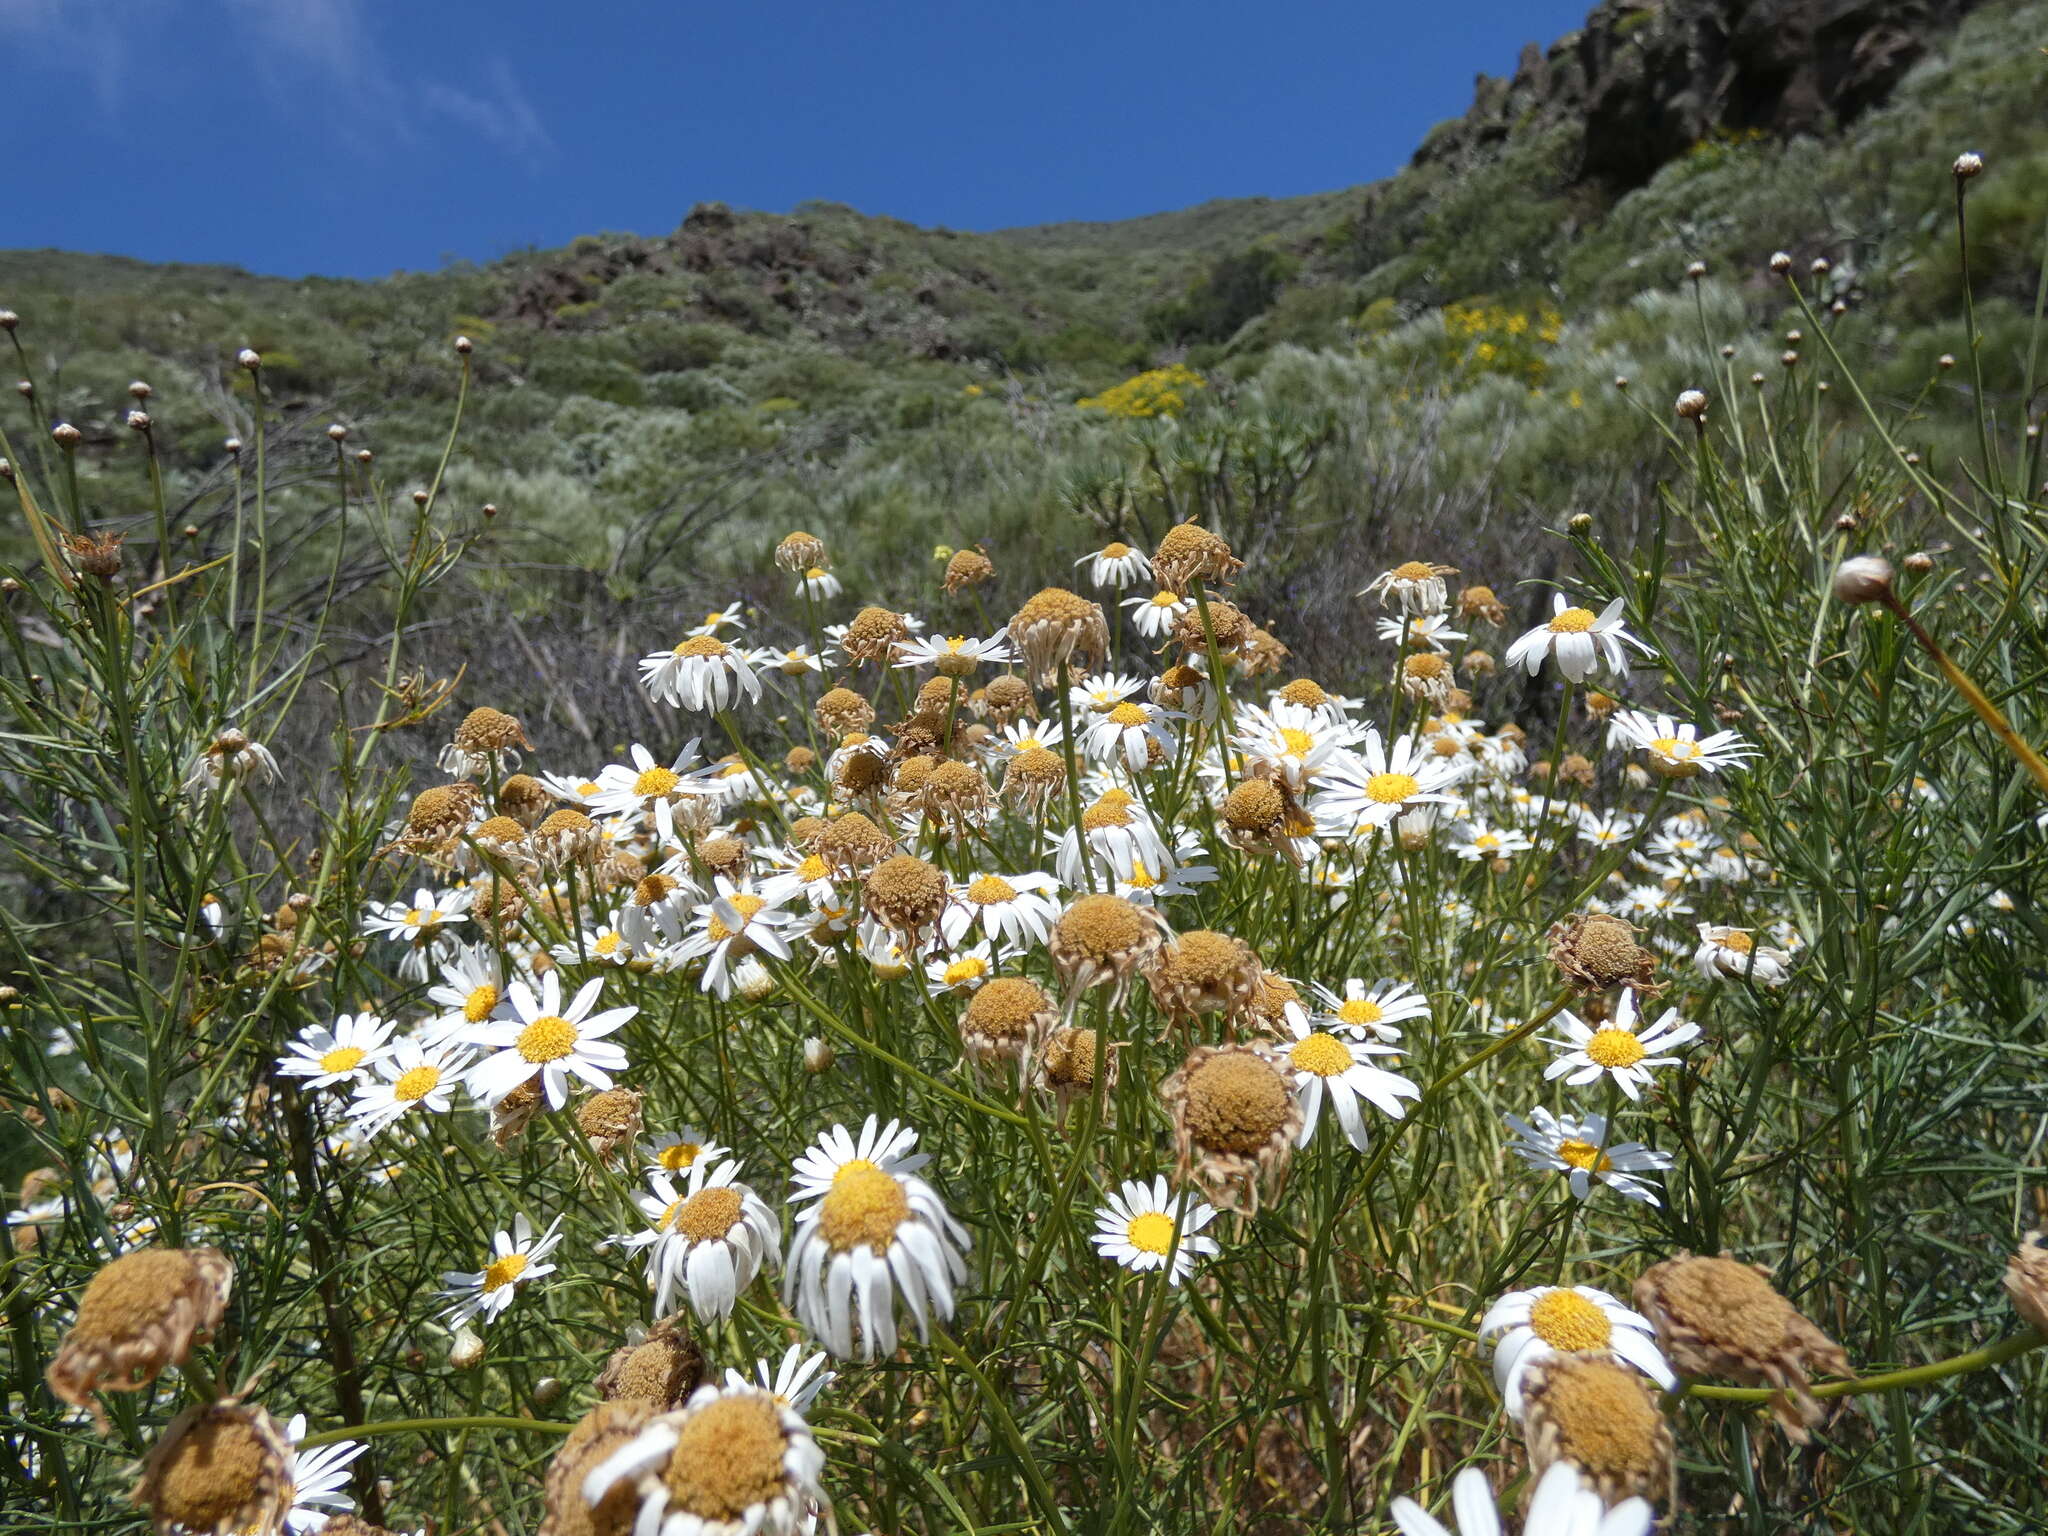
1414 0 1986 191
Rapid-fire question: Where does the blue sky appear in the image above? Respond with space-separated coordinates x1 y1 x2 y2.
4 0 1593 279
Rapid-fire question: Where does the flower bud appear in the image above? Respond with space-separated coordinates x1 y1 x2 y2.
803 1036 835 1074
1832 556 1895 604
1674 389 1709 421
1781 350 1800 368
1903 551 1934 574
482 502 499 519
455 335 474 354
236 348 261 370
1685 260 1707 281
1613 375 1629 390
326 423 348 442
1953 151 1984 180
126 411 150 432
127 380 152 400
14 380 31 398
1938 354 1956 370
356 449 373 464
1568 513 1593 535
224 437 243 455
51 423 80 448
1810 257 1831 276
412 490 430 508
1769 251 1793 274
1719 344 1734 358
449 1325 485 1369
0 310 17 330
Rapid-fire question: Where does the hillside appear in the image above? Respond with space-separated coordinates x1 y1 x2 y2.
0 0 2042 717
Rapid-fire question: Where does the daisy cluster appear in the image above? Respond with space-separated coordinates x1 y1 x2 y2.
147 521 1822 1532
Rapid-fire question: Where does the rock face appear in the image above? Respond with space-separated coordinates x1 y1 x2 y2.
1414 0 1986 190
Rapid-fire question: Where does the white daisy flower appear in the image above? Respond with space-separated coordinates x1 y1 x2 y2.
1076 540 1153 590
1390 1461 1653 1536
785 1139 970 1359
361 886 470 944
1479 1284 1677 1418
723 1344 835 1413
770 643 827 677
1091 1176 1217 1285
925 939 995 994
551 910 637 967
588 741 713 822
1052 792 1173 888
1542 990 1698 1101
1070 670 1148 712
640 634 764 712
1230 701 1365 794
440 1212 564 1326
1577 808 1643 848
1123 588 1190 639
990 718 1065 756
687 601 748 637
674 879 796 998
280 1413 367 1533
274 1013 398 1090
1375 612 1468 653
646 1127 728 1178
788 1115 930 1204
1078 698 1179 771
580 1382 824 1536
1503 593 1650 682
1312 729 1467 835
616 1159 780 1322
942 869 1061 950
1359 560 1456 615
1454 821 1536 862
794 566 842 601
465 970 636 1109
419 943 514 1045
1610 709 1755 777
1692 924 1794 985
1279 1007 1420 1149
894 633 1017 675
347 1035 472 1137
1505 1108 1671 1205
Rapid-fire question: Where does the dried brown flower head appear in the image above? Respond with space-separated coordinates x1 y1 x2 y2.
402 783 481 845
1520 1353 1675 1506
491 1073 546 1150
1163 1045 1300 1211
131 1400 293 1536
1152 522 1243 594
1008 587 1109 685
814 811 896 876
841 606 909 665
535 808 602 869
815 687 875 737
575 1088 646 1162
1458 584 1507 624
48 1248 233 1420
595 1316 707 1409
1275 677 1329 710
783 745 817 775
1549 912 1659 995
1633 1252 1851 1442
2005 1231 2048 1335
831 742 895 803
775 530 826 572
694 835 750 883
1147 929 1262 1028
862 854 949 943
1172 598 1251 656
921 758 992 830
540 1399 658 1536
960 976 1057 1068
1238 624 1290 677
1048 893 1165 997
1001 746 1066 813
453 706 532 756
62 529 126 580
981 673 1034 723
1036 1023 1116 1119
944 546 995 592
1400 651 1453 704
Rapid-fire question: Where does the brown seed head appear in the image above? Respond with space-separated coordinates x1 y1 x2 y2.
542 1399 657 1536
2005 1231 2048 1335
815 687 875 737
596 1317 706 1410
775 530 826 572
1172 599 1251 655
863 854 948 936
1152 521 1243 594
1149 929 1261 1022
1275 678 1329 709
1223 779 1285 834
1549 912 1659 994
453 706 531 754
406 783 480 840
48 1248 234 1417
660 1391 793 1521
132 1401 293 1536
944 546 995 592
1008 586 1110 684
1522 1354 1673 1504
695 836 749 882
815 811 896 874
1458 585 1507 624
575 1088 645 1158
842 606 909 665
982 673 1033 719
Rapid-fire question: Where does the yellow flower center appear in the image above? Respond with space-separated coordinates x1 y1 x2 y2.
406 907 438 927
942 956 989 987
392 1065 440 1103
1557 1137 1615 1173
666 1185 745 1241
1364 772 1419 804
481 1252 529 1292
967 874 1018 905
634 766 681 796
1149 591 1179 608
1528 1289 1614 1351
1392 561 1436 581
1278 727 1316 756
317 1046 366 1074
672 636 729 657
1289 1031 1353 1077
576 780 601 796
1548 607 1597 633
1126 860 1158 891
817 1166 909 1253
805 567 828 580
463 984 500 1023
593 932 624 956
658 1142 705 1171
705 893 768 944
1719 931 1755 954
1649 737 1700 760
516 1015 580 1064
1337 998 1383 1027
797 854 830 882
1585 1028 1647 1069
1106 702 1148 728
1125 1210 1175 1256
831 1157 881 1185
1101 541 1131 559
